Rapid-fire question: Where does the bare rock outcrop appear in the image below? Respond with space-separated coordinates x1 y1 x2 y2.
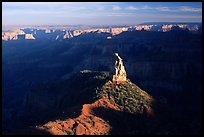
36 98 115 135
111 27 128 36
63 31 73 39
25 34 35 39
112 53 127 84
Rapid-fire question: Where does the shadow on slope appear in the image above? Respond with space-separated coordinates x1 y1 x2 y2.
3 71 111 134
91 106 158 135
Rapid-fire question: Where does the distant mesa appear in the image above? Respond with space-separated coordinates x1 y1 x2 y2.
25 34 35 40
2 29 35 40
63 31 73 39
2 23 201 41
112 53 127 84
111 27 128 36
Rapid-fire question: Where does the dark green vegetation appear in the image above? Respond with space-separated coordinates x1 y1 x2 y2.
96 79 153 114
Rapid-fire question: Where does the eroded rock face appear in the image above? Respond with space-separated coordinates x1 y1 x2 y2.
63 31 73 39
25 34 35 39
112 53 127 84
36 98 114 135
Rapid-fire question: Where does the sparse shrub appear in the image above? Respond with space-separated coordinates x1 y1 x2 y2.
95 79 152 114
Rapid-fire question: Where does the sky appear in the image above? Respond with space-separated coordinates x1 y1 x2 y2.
2 2 202 26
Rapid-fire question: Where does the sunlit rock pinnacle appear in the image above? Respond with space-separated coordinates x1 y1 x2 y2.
112 53 127 84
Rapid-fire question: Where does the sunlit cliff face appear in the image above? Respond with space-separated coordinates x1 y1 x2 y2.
2 23 201 41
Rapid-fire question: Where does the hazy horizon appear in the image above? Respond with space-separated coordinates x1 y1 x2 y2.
2 2 202 26
2 21 202 27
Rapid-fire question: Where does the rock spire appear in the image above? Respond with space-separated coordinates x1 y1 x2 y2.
112 53 127 84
